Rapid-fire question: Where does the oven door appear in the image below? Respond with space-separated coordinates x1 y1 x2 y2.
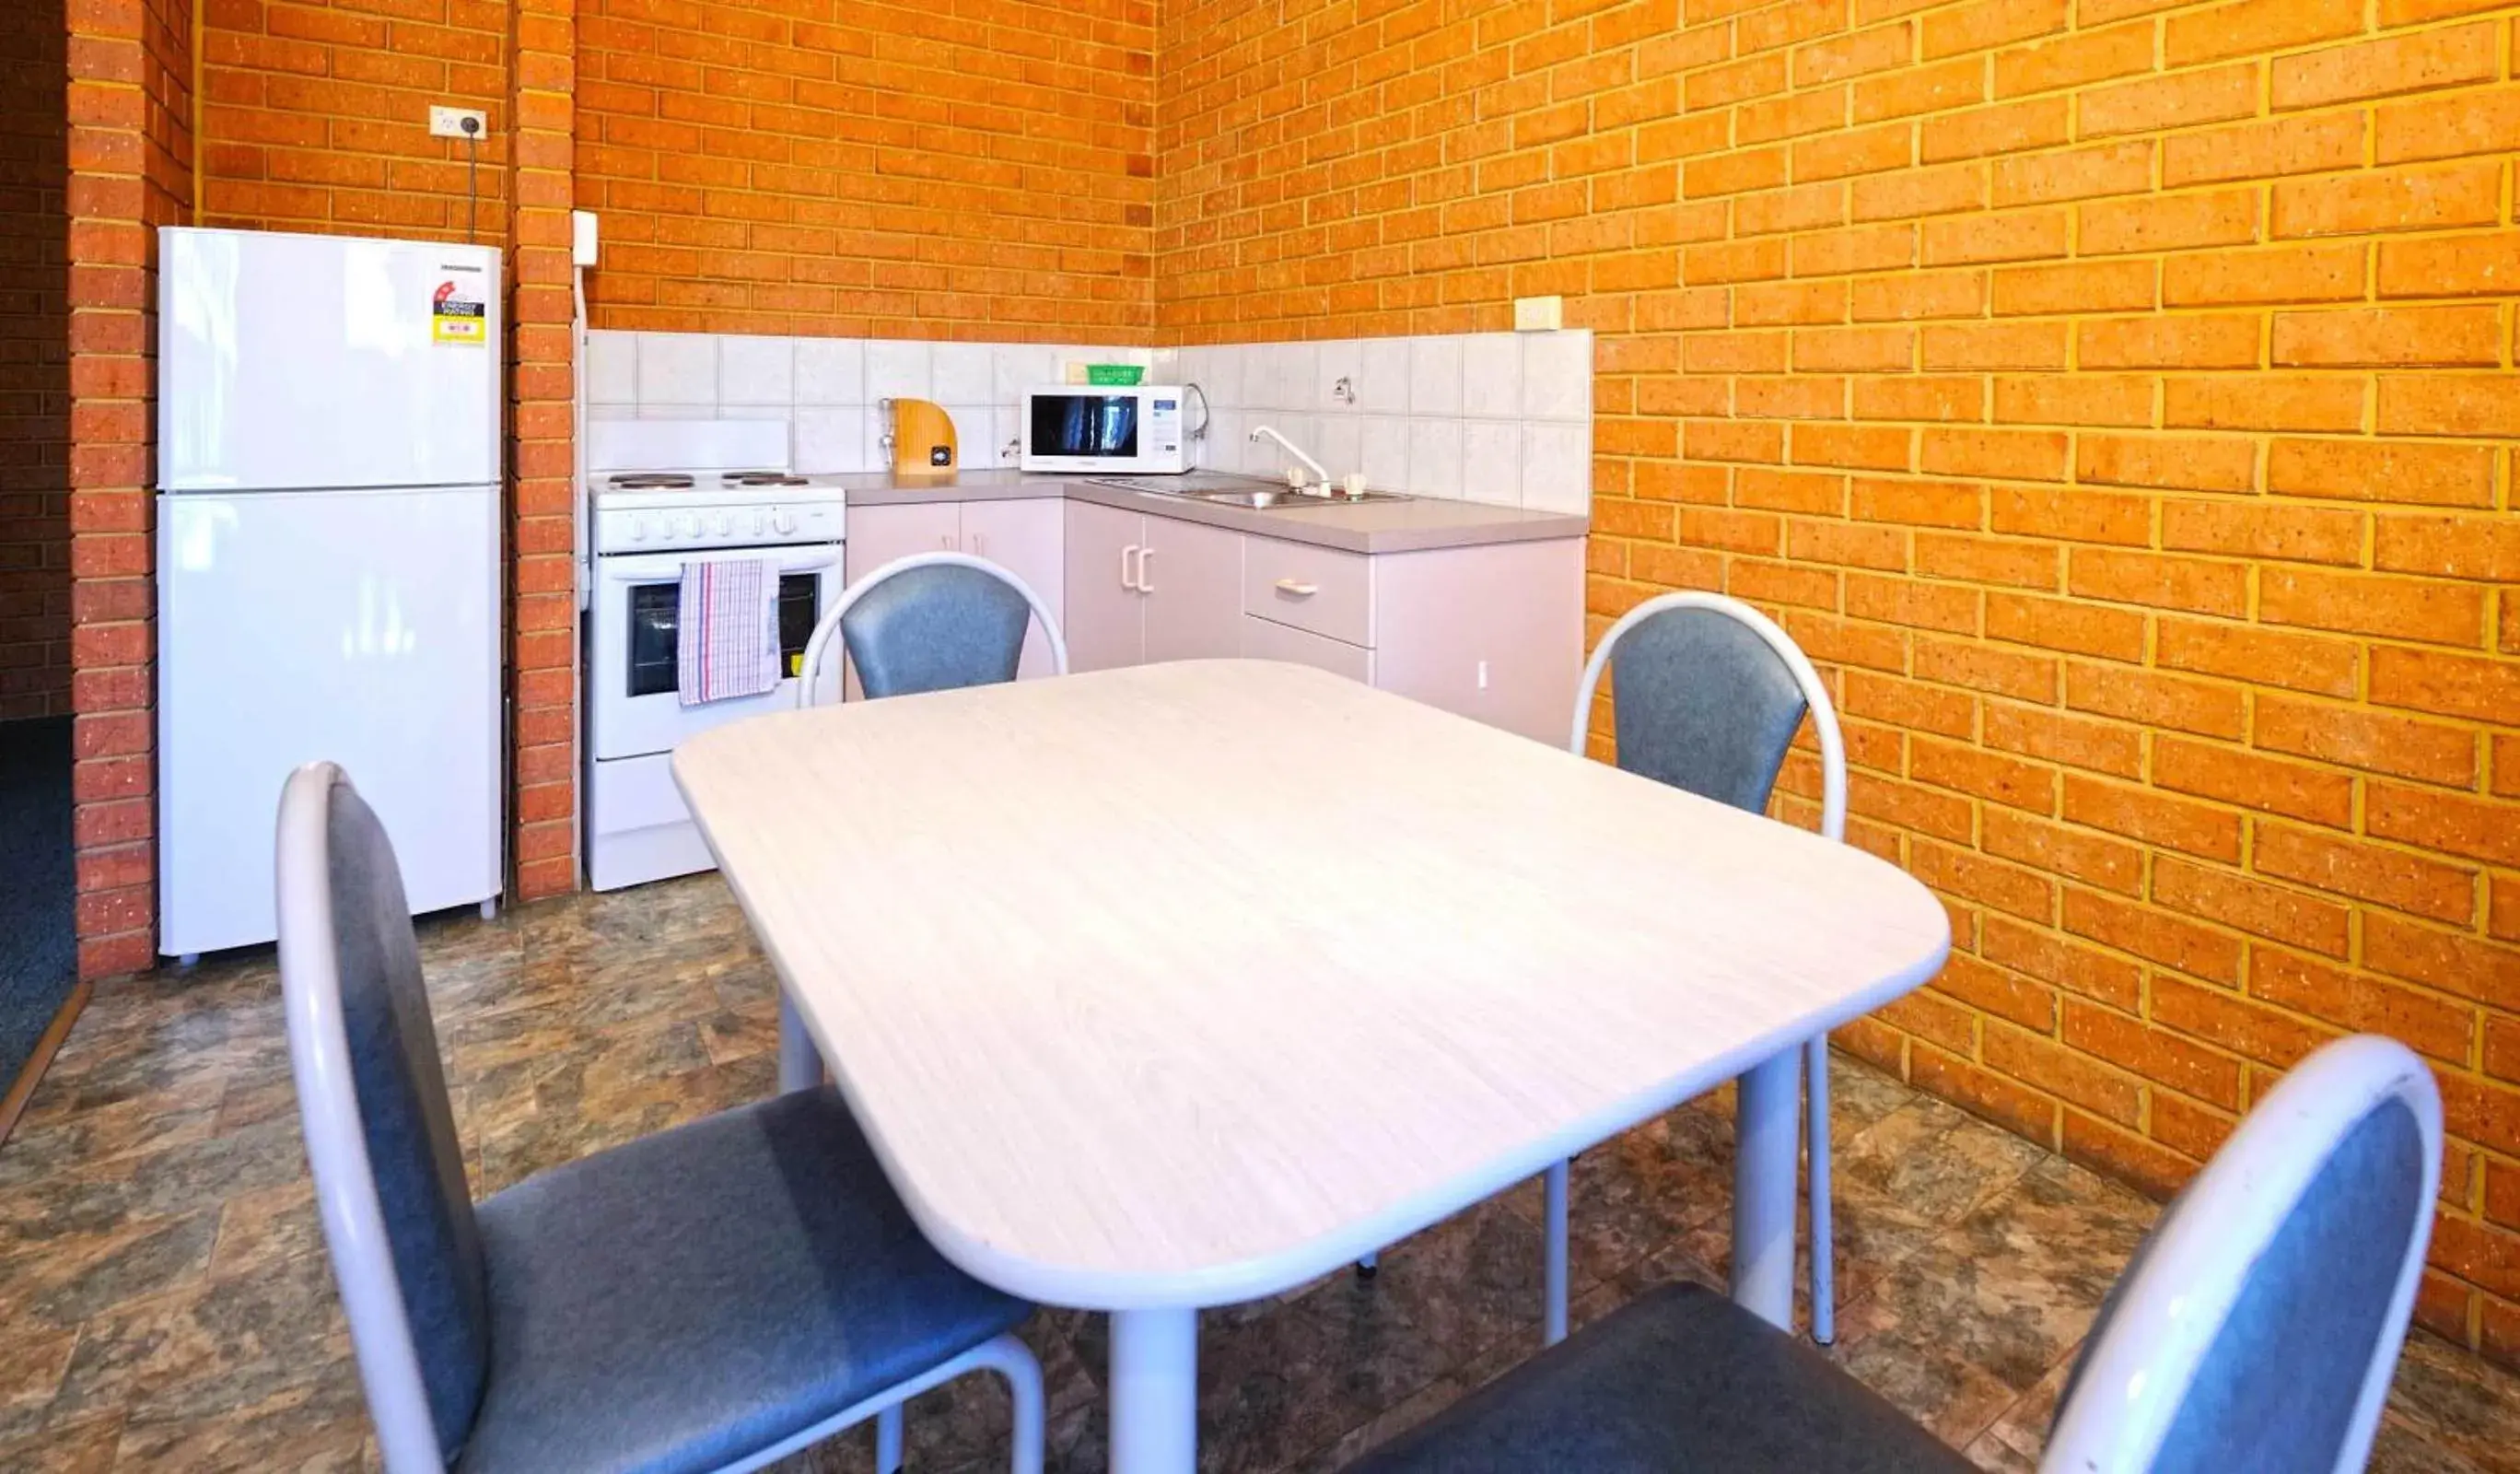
590 544 843 762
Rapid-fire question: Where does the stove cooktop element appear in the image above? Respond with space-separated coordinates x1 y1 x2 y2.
591 465 846 556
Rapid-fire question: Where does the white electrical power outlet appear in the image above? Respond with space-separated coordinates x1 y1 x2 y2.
1513 295 1564 332
429 106 488 139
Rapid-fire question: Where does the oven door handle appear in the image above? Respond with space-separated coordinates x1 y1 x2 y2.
599 550 840 583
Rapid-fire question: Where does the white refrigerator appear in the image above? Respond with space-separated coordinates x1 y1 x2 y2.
157 227 504 958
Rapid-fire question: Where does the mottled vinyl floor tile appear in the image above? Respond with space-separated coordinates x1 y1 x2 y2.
2384 1329 2520 1473
0 1410 123 1474
1560 1099 1739 1287
1825 1157 2155 1445
1956 1345 2071 1471
41 1246 350 1435
0 1211 222 1333
104 1374 372 1474
5 875 2518 1474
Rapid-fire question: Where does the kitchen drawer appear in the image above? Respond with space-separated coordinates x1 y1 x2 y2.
1242 614 1371 684
1243 534 1372 646
591 752 694 837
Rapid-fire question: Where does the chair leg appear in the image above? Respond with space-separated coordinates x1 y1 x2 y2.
977 1331 1047 1474
1542 1158 1570 1346
1806 1033 1835 1347
876 1405 904 1472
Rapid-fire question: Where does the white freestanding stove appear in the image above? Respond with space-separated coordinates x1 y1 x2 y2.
584 421 846 891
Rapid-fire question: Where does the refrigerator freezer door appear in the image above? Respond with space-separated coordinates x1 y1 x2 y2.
158 228 502 492
158 486 503 955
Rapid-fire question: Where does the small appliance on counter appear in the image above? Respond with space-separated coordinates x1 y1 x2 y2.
1020 383 1188 475
884 397 958 481
156 227 504 960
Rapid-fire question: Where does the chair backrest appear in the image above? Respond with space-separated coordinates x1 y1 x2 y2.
1572 592 1845 840
798 551 1069 706
276 762 486 1472
2042 1035 2441 1474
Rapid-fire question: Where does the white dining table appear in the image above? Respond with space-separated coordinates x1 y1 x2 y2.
673 659 1952 1473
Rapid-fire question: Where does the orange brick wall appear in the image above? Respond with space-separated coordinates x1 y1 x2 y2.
1157 0 2520 1363
66 0 193 977
199 0 510 240
571 0 1156 339
509 0 578 900
0 0 69 722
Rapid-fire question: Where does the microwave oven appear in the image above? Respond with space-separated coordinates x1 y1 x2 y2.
1019 384 1189 474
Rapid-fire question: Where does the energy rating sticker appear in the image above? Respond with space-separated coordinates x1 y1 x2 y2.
432 279 486 345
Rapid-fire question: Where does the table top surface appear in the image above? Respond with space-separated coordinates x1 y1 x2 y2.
674 661 1951 1309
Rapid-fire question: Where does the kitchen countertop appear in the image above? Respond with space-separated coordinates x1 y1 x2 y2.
832 470 1589 555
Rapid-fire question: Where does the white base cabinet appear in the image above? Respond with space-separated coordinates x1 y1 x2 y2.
1062 501 1242 671
858 496 1583 743
1068 501 1582 745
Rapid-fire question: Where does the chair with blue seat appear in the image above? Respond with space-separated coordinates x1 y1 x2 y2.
799 551 1068 705
1345 1032 2441 1474
1542 591 1849 1346
276 761 1045 1474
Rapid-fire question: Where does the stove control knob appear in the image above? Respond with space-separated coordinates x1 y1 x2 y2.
714 514 732 537
628 515 647 543
748 510 766 537
679 514 701 538
773 509 797 535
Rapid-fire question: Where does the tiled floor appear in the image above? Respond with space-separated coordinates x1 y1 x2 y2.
3 875 2516 1473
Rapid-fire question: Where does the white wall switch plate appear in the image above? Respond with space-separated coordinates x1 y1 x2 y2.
571 209 600 267
1513 296 1564 332
429 106 488 139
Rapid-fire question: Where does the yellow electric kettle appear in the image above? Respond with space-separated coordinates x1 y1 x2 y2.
886 398 958 482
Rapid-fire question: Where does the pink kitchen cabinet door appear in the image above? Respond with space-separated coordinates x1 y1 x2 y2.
1062 499 1146 673
962 497 1066 678
845 500 962 584
1372 538 1585 744
1140 514 1244 665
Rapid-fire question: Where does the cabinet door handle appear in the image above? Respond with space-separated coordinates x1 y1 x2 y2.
1121 543 1141 591
1138 546 1155 594
1274 579 1320 597
940 534 956 550
970 532 985 556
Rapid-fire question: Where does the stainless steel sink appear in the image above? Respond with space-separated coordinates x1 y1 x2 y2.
1188 486 1409 509
1081 474 1409 509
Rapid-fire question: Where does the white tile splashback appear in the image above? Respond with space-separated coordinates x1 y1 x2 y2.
588 331 1155 473
589 327 1592 510
1167 330 1592 511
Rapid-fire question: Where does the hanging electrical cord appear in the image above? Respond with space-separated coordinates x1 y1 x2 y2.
461 114 482 244
1184 380 1210 469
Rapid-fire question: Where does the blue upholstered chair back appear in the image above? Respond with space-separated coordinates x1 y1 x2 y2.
1606 605 1811 814
841 562 1032 700
2043 1035 2441 1474
286 770 491 1461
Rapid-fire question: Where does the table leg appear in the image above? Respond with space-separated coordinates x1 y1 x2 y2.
1731 1046 1802 1330
1109 1307 1197 1474
777 990 822 1094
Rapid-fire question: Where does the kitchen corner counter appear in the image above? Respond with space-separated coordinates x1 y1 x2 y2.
830 470 1589 555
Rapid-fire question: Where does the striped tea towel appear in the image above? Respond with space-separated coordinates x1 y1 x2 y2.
676 558 781 707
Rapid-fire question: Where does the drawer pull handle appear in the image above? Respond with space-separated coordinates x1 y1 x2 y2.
1275 579 1320 597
